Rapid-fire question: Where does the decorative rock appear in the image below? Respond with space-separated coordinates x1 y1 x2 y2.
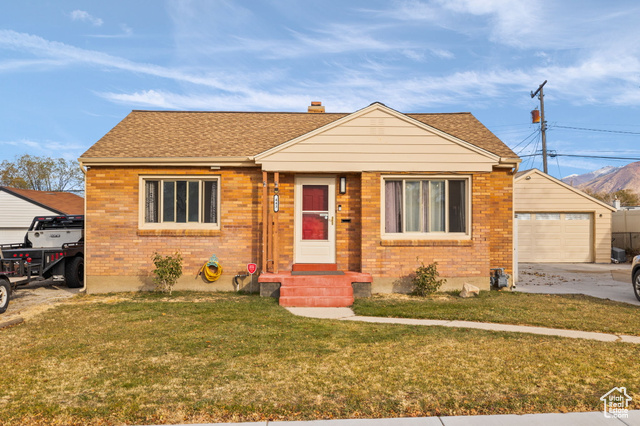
459 283 480 298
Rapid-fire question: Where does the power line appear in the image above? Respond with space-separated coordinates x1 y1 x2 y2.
511 129 540 152
552 125 640 135
526 135 541 170
554 153 562 178
552 153 640 161
519 152 640 161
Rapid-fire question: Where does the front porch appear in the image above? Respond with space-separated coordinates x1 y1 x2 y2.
258 264 372 307
258 169 366 307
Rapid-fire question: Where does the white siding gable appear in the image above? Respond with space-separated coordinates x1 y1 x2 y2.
255 106 499 172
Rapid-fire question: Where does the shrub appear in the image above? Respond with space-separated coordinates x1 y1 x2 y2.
411 261 446 297
151 252 183 294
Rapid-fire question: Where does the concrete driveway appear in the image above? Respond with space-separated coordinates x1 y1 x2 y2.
515 263 639 306
1 279 81 327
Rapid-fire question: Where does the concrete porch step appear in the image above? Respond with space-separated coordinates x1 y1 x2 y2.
280 285 353 297
258 270 372 308
278 295 354 308
280 274 354 287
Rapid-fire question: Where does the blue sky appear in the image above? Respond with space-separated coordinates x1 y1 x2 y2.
2 0 640 179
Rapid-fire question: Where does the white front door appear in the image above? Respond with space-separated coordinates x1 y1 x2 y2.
294 176 336 264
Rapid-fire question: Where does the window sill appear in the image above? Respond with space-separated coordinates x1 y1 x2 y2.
137 229 221 237
380 239 473 247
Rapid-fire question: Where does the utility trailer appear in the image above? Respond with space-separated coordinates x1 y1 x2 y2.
0 215 84 314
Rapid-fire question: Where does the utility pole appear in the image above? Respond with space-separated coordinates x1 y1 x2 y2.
530 80 548 173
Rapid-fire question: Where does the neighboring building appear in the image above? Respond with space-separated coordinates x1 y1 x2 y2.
0 186 84 244
79 102 520 305
514 169 614 265
612 209 640 251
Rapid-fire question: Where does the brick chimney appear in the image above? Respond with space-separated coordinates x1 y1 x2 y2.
308 101 325 113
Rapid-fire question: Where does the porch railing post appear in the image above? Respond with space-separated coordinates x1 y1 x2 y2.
262 170 268 273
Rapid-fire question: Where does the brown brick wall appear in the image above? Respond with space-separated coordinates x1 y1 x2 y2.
86 166 264 282
336 174 362 271
87 166 512 289
487 168 514 274
271 173 294 272
360 169 513 282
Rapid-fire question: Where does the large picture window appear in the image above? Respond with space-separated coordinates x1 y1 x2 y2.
142 177 219 227
384 178 468 235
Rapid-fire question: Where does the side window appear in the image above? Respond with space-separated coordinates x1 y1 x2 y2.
143 178 219 227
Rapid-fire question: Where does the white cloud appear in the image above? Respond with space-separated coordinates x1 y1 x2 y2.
439 0 539 47
430 48 454 59
70 10 103 27
88 24 134 39
99 89 322 112
0 30 248 94
2 139 85 153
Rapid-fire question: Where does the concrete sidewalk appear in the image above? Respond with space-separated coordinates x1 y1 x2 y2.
164 410 640 425
285 307 640 344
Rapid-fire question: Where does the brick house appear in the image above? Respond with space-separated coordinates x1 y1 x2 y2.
79 102 520 306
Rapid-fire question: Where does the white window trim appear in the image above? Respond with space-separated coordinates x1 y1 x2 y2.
138 175 221 230
380 175 472 240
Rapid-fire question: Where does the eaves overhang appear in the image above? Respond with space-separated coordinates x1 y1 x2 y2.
495 157 522 170
78 156 257 167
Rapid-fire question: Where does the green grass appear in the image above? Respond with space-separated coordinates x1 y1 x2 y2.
353 291 640 336
0 291 639 425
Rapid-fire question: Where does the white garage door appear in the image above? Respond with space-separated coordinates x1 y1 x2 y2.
516 213 593 262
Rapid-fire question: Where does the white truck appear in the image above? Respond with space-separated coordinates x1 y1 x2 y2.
0 215 84 314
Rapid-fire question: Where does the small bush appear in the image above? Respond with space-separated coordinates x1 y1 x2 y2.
411 261 446 297
151 252 183 294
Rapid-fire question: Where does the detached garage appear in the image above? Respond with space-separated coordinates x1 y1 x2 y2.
514 169 614 264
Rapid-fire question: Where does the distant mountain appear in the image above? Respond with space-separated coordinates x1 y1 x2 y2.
562 162 640 195
561 165 620 187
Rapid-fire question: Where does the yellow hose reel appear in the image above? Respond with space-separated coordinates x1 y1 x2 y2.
199 254 223 282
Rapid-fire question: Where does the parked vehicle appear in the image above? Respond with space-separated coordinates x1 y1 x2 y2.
0 215 84 314
633 254 640 302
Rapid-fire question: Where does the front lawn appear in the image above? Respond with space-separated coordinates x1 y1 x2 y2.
0 292 638 425
352 291 640 336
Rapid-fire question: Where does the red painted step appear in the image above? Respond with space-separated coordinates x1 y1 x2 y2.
291 263 338 272
278 295 354 308
280 285 353 297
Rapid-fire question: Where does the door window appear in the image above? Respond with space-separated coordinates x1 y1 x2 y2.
302 185 329 240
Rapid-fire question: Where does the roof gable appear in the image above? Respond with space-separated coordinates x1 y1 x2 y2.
0 187 84 215
255 103 502 172
515 169 615 212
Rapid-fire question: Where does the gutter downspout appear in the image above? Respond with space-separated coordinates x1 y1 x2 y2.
78 161 88 294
